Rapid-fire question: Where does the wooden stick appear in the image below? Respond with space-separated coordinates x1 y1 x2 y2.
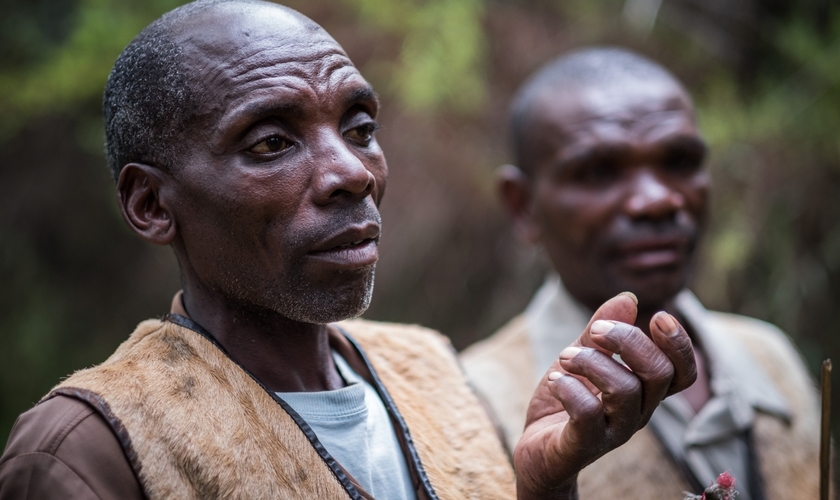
821 359 832 500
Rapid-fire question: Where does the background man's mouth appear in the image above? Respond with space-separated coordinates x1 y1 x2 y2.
617 247 684 270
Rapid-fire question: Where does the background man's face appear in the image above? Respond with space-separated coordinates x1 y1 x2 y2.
167 4 387 323
524 79 709 311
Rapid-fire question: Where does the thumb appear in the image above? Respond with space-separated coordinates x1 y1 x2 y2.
574 292 639 353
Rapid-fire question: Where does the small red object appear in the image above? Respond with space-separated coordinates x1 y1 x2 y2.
684 472 738 500
715 472 735 489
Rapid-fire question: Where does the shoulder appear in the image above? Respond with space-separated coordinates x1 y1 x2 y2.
461 314 529 364
708 310 818 422
0 395 144 500
710 312 796 352
457 316 535 452
337 318 456 359
708 311 811 378
460 315 532 388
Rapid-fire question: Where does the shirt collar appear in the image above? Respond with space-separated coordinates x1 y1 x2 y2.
171 290 189 317
674 291 791 427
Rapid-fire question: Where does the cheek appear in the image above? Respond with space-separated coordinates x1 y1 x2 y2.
366 148 388 203
534 184 617 252
682 173 710 224
176 166 307 252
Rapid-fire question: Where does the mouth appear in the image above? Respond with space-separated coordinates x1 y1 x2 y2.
612 236 690 271
307 223 380 271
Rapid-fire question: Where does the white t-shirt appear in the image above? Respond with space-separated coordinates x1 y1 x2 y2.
276 352 417 500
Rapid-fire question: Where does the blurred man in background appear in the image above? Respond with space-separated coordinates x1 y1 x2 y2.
462 47 823 499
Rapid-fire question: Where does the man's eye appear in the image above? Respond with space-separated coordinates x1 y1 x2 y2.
572 162 619 185
250 136 292 154
663 154 703 175
344 123 379 146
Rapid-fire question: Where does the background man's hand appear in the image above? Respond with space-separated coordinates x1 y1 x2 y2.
513 292 697 499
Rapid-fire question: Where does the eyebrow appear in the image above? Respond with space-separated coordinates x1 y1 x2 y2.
557 143 632 168
555 134 706 170
341 86 379 114
223 85 378 126
660 134 707 152
234 100 306 123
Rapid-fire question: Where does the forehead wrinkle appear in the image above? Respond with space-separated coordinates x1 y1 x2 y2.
191 43 349 90
225 46 351 80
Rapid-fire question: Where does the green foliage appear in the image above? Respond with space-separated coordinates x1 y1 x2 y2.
345 0 487 112
0 0 185 140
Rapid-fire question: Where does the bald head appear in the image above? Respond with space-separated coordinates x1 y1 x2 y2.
103 0 331 181
509 47 689 174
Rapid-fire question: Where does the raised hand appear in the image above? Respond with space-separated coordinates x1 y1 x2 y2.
513 292 697 500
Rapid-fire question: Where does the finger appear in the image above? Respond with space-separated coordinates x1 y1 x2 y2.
575 292 638 354
557 346 643 439
547 374 607 458
650 311 697 395
586 320 674 419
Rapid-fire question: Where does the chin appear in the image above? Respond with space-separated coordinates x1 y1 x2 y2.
272 269 376 324
616 268 688 310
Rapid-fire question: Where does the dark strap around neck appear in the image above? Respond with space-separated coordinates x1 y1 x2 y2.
329 326 439 500
162 313 367 500
162 313 438 500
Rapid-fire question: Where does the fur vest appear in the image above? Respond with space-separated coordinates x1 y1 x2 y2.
46 316 515 499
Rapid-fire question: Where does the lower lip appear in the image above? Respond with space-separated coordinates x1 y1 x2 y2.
618 248 683 269
307 239 378 270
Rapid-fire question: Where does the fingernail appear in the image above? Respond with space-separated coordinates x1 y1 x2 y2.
559 346 582 361
590 320 615 335
654 312 678 335
548 371 563 381
619 291 638 305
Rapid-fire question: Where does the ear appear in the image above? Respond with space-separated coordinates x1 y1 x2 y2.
117 163 176 246
497 164 541 245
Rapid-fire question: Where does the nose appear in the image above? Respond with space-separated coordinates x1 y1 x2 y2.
312 131 376 206
623 169 685 220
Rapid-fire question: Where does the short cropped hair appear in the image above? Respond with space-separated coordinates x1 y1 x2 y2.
103 0 253 181
509 47 681 174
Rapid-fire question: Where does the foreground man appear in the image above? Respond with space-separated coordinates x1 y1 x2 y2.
462 47 822 499
0 4 696 499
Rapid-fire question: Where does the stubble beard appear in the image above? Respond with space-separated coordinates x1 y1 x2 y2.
211 201 382 325
214 258 377 325
274 266 377 324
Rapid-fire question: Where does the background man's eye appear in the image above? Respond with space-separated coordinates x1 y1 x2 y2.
251 136 291 154
664 154 702 174
572 162 619 185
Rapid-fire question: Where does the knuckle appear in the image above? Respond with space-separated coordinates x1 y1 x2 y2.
623 326 655 353
654 358 675 383
679 341 696 362
613 375 642 396
575 396 604 419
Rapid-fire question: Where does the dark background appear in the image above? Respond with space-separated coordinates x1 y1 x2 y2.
2 0 839 455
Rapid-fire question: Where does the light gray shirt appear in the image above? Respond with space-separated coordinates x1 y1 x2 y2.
276 352 417 500
526 276 792 498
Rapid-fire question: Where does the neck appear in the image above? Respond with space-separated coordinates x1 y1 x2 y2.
634 303 675 337
179 281 344 394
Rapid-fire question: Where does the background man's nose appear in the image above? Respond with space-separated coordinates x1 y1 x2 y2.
623 169 685 220
312 133 376 205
